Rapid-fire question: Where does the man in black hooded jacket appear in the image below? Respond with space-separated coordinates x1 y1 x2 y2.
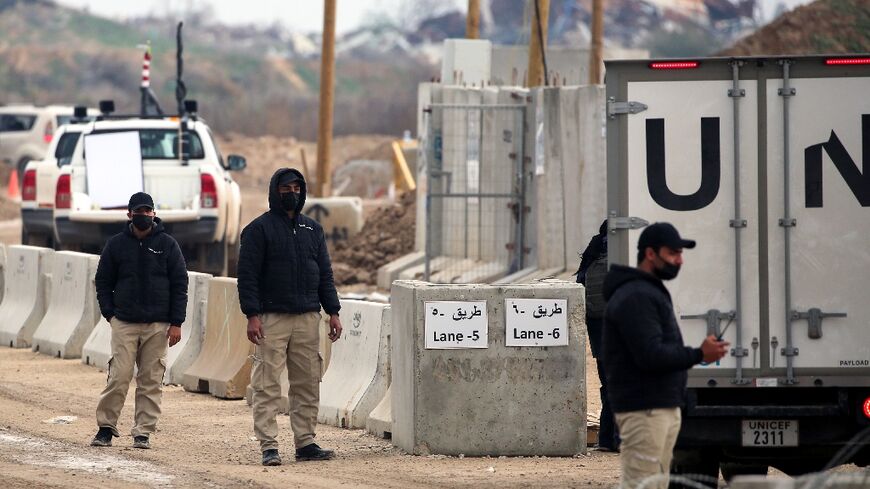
602 222 728 488
237 168 342 466
91 191 188 450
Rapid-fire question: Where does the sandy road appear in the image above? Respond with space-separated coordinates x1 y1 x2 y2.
0 347 621 489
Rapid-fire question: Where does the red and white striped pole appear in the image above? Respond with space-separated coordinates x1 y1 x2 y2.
140 43 151 88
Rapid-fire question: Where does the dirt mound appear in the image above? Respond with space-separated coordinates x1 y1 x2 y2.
720 0 870 56
331 191 417 286
216 134 395 195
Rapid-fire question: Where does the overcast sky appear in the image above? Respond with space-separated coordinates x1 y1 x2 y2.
53 0 812 34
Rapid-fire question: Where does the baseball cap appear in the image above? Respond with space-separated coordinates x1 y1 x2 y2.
637 222 696 250
128 192 154 211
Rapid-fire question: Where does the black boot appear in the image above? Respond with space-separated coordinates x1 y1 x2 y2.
295 443 334 461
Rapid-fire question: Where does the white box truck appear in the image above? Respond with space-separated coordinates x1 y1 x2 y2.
604 55 870 481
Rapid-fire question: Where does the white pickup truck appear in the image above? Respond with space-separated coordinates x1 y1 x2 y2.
53 116 246 276
20 121 88 247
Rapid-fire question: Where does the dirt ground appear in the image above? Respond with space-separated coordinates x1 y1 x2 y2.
0 346 620 489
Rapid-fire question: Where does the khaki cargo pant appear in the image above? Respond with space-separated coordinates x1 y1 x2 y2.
95 318 169 438
614 407 682 489
251 311 322 451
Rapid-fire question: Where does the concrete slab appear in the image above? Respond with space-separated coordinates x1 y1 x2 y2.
398 256 451 281
32 252 101 359
318 300 391 429
164 272 211 385
82 317 111 368
492 266 538 285
429 258 477 284
456 261 508 284
377 251 425 291
391 280 586 456
366 385 392 439
302 197 364 251
182 277 252 399
0 246 53 348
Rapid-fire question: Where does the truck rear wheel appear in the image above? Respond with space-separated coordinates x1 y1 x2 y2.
196 239 227 276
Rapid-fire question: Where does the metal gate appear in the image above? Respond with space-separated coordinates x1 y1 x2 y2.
423 103 526 283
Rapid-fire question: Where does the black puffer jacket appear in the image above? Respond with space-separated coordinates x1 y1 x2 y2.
237 168 341 318
601 264 703 413
95 217 189 325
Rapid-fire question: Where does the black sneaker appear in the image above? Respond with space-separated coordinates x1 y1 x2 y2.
262 449 282 466
90 427 114 447
132 435 150 449
295 443 334 461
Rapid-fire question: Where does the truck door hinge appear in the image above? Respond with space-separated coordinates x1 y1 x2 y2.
791 308 847 339
681 309 735 338
607 212 649 234
607 97 648 119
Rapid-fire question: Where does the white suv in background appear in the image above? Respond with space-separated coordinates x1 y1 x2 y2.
0 105 95 184
20 121 89 247
53 115 246 276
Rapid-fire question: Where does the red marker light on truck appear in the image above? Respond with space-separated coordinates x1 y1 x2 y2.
863 397 870 419
200 173 218 209
22 169 37 201
825 57 870 66
649 61 700 70
55 174 72 209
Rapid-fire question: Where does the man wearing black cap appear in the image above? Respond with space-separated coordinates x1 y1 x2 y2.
237 168 342 466
601 222 728 489
91 192 188 450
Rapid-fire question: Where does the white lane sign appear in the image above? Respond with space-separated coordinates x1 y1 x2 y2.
505 298 569 347
424 301 489 349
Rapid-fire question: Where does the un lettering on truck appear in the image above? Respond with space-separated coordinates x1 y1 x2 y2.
605 56 870 475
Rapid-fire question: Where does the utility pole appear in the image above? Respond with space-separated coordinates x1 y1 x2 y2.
589 0 604 85
316 0 336 198
466 0 481 39
527 0 550 87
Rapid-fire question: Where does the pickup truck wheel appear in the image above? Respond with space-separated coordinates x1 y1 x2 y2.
197 239 228 276
21 228 51 247
719 462 768 481
669 449 720 488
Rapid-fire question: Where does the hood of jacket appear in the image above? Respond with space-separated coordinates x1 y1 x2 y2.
603 263 670 301
123 215 166 239
268 168 307 215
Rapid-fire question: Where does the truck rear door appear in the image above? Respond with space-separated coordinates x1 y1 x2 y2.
764 61 870 378
605 56 870 386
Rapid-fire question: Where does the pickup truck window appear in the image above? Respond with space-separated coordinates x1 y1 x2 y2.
140 129 205 159
55 132 81 166
0 114 37 132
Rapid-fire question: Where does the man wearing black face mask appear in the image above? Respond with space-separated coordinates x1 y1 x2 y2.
601 222 728 489
92 192 188 450
237 168 341 466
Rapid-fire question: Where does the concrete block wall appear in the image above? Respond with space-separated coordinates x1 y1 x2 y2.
391 280 586 456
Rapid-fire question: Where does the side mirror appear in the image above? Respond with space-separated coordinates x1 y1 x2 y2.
227 154 247 171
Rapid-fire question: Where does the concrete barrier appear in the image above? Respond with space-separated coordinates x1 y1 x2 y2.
0 246 54 348
82 317 111 368
164 272 211 385
182 277 251 399
318 300 390 429
377 251 425 291
366 385 392 438
730 474 869 489
244 314 335 414
31 251 100 359
302 197 364 251
391 280 586 456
